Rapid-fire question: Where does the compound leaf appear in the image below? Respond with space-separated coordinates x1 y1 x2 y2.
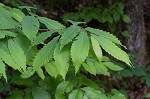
92 34 131 66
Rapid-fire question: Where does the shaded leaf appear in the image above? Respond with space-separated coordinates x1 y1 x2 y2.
0 58 7 80
38 17 65 29
55 81 73 98
33 36 59 70
32 87 51 99
32 30 57 46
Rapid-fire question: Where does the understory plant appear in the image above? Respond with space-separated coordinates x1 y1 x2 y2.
0 3 131 98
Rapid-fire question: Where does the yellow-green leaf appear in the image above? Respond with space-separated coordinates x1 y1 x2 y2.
36 68 45 80
92 34 131 66
44 61 58 78
8 39 26 71
54 42 70 79
91 36 103 62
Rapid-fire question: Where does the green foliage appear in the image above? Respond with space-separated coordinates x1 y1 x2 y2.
62 2 130 36
0 3 131 98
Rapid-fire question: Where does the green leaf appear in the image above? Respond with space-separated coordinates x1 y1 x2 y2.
69 89 84 99
94 61 109 76
0 17 18 29
54 42 70 79
8 39 26 72
103 62 123 71
14 35 36 62
36 68 45 80
38 17 65 29
18 6 37 11
91 36 103 62
55 81 73 98
60 25 81 50
144 74 150 87
32 87 51 99
8 90 24 99
82 87 107 99
20 67 35 78
143 93 150 98
11 8 25 22
12 76 33 86
32 30 57 46
71 31 90 73
92 34 131 66
122 15 130 23
22 16 39 41
0 30 17 39
0 44 21 71
0 58 7 80
110 89 126 99
67 20 86 25
44 61 58 78
82 60 96 75
86 27 122 45
0 7 11 18
75 74 99 89
33 36 59 70
121 30 130 38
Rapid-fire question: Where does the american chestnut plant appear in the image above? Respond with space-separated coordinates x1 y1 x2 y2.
0 3 131 98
